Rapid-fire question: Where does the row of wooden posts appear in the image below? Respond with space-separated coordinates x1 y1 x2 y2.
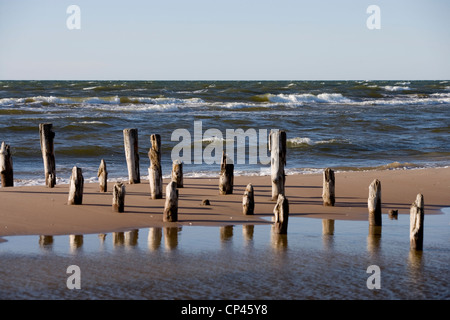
0 124 424 250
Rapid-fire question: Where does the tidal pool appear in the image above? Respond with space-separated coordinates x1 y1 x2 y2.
0 210 449 300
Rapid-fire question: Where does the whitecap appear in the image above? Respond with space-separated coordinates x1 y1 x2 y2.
383 86 411 91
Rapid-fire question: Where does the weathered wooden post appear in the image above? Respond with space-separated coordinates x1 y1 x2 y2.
273 194 289 234
148 134 162 199
163 181 178 222
112 182 126 213
67 166 84 205
219 151 234 195
368 179 382 226
171 159 183 188
123 128 140 184
0 142 13 187
39 123 56 188
410 193 424 251
242 183 255 215
97 159 108 192
322 168 335 206
269 130 286 200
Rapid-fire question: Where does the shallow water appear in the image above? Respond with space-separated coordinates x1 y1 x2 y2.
0 210 449 300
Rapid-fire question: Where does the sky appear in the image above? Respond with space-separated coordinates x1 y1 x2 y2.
0 0 449 80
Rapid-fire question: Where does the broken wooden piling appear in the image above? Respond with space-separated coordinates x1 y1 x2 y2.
123 128 140 184
163 181 178 222
242 183 255 215
67 166 84 205
97 159 108 192
410 193 424 251
269 130 286 200
368 179 382 226
112 182 126 213
273 194 289 234
148 134 163 199
172 159 183 188
0 141 13 187
39 123 56 188
219 151 234 195
322 168 335 206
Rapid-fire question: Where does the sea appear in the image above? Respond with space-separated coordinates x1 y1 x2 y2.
0 80 449 186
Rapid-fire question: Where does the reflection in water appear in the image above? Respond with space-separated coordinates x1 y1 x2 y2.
112 232 125 247
270 226 288 250
124 229 139 247
3 212 449 300
69 235 83 253
148 227 162 251
367 226 382 254
220 226 234 243
242 225 254 241
39 235 54 251
322 219 335 250
164 227 181 250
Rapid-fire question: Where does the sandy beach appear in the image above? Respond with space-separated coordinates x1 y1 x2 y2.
0 167 448 237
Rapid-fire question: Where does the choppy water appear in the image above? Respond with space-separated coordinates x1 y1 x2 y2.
0 80 449 186
1 210 449 300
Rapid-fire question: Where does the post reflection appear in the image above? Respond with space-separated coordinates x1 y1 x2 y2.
148 227 162 251
124 229 138 247
220 225 234 243
407 249 424 284
164 227 181 250
242 225 254 243
39 235 54 251
322 219 335 250
270 225 288 250
367 225 382 254
112 232 125 247
69 234 83 253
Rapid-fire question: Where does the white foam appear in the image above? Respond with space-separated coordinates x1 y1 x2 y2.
383 86 411 91
288 137 348 146
268 93 352 104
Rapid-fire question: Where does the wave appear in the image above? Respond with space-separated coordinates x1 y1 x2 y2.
0 95 205 111
383 86 411 91
287 137 350 147
267 93 353 104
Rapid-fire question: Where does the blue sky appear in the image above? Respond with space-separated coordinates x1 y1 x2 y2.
0 0 449 80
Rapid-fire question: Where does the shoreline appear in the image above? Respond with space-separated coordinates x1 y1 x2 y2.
0 167 449 237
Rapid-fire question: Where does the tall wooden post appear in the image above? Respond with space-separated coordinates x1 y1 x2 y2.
97 159 108 192
68 166 84 205
148 134 162 199
172 159 183 188
219 151 234 195
112 182 126 213
269 130 286 200
123 128 140 184
39 123 56 188
273 194 289 234
0 142 13 187
322 168 335 206
163 181 178 222
242 183 255 215
368 179 382 226
410 193 424 251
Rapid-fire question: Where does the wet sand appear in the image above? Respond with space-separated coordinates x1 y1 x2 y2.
0 167 449 236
